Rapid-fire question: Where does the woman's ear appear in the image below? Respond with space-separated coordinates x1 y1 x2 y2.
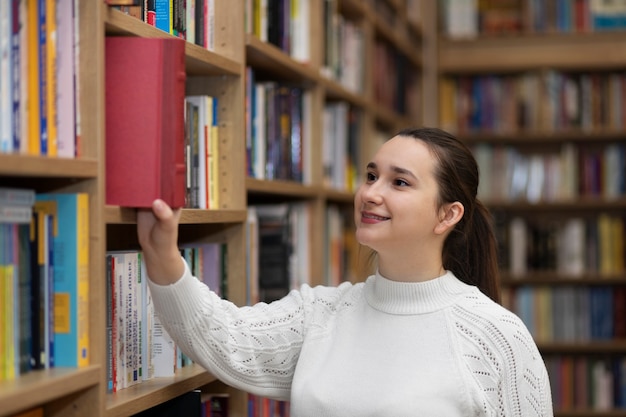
434 202 464 235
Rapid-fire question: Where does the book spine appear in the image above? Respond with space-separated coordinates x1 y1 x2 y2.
10 0 20 152
37 0 48 156
26 0 40 155
45 0 57 156
56 0 76 158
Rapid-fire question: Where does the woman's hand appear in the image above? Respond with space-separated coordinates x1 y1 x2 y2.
137 199 185 285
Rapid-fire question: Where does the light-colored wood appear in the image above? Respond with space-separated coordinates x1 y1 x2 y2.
104 365 217 417
0 154 97 177
1 1 425 416
439 32 626 73
0 367 100 417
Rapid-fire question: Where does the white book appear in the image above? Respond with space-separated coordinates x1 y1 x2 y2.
509 217 528 277
56 0 76 158
253 83 266 179
0 0 12 153
152 315 176 378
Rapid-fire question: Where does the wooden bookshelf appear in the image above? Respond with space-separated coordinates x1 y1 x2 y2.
432 2 626 415
0 0 422 416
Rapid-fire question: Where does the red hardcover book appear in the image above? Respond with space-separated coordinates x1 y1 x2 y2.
105 36 186 208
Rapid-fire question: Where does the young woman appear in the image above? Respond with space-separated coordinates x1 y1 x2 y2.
137 127 553 416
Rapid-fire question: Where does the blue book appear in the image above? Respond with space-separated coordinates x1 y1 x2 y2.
36 192 89 367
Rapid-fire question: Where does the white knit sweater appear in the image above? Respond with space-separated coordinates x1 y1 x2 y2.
148 260 553 416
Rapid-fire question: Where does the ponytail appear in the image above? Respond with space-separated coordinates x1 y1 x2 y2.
443 199 501 303
396 127 501 303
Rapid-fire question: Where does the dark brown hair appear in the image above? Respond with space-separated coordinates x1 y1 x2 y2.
396 127 501 303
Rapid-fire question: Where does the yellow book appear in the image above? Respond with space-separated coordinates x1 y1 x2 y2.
439 77 457 133
45 0 57 156
27 0 40 156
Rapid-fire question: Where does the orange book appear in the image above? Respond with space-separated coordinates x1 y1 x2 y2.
45 0 57 156
26 0 40 155
105 37 187 208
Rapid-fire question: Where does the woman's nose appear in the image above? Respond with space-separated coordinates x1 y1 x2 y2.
361 182 383 204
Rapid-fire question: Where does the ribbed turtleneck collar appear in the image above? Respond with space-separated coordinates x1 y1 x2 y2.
364 270 473 315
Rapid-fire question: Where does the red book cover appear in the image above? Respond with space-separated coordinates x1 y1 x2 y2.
105 36 186 208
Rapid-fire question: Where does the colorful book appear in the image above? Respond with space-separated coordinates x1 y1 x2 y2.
45 0 57 156
36 192 89 368
105 36 187 208
26 0 40 155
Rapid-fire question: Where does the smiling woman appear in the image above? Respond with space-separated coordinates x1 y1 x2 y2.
136 127 554 417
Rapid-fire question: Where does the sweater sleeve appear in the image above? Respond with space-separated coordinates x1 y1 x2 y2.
147 258 313 400
454 294 554 417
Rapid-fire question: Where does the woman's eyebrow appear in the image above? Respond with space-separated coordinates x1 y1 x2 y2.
391 165 417 180
367 162 418 180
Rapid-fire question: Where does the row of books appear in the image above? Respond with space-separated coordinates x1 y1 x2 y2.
322 102 362 192
442 0 626 38
247 393 289 417
0 187 88 382
106 36 220 209
105 244 227 392
244 69 309 184
109 0 217 51
321 0 365 93
499 213 625 277
185 94 220 209
244 0 310 64
473 143 626 203
0 0 80 157
545 354 626 411
504 285 626 343
372 39 421 119
440 71 626 134
245 202 358 305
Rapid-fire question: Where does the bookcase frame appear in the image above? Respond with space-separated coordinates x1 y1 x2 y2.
0 0 424 416
428 3 626 416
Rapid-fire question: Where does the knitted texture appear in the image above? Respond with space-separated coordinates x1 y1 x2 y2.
148 261 553 416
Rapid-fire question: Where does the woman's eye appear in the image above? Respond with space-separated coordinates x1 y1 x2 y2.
394 179 409 187
366 172 377 182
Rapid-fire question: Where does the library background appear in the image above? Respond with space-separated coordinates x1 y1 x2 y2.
0 0 625 416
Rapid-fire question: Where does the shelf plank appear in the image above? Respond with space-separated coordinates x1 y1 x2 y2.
0 154 98 177
537 340 626 354
245 35 320 85
0 366 100 417
440 32 626 73
486 197 626 211
458 129 626 145
555 410 626 417
246 177 321 198
501 273 626 285
105 206 247 224
104 365 217 417
104 7 241 76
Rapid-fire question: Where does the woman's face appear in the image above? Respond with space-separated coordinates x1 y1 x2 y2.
354 136 443 255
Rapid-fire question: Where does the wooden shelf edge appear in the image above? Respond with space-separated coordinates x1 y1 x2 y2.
246 177 320 198
105 206 247 225
105 365 217 417
0 366 100 417
555 409 626 417
486 198 626 211
104 6 241 76
0 154 98 177
245 34 320 85
501 274 626 285
537 340 626 354
439 32 626 72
